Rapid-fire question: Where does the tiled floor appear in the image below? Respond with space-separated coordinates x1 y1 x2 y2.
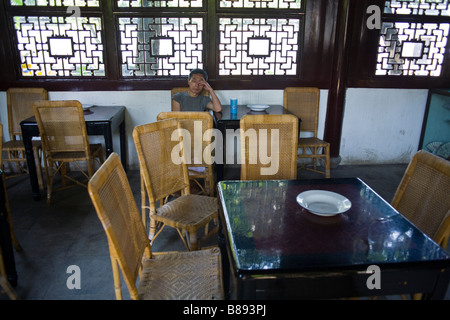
1 162 449 300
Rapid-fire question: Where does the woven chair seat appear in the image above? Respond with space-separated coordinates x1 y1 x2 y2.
156 194 218 231
139 247 223 300
50 144 103 160
2 139 41 151
298 137 330 148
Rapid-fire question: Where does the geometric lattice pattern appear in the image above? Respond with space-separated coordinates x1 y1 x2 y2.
384 0 450 16
13 15 105 77
119 17 203 77
116 0 202 8
10 0 99 7
220 0 302 9
219 17 300 76
376 21 449 77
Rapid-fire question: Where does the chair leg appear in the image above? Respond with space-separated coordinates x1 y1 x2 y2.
188 231 198 251
324 144 331 179
2 176 22 252
32 147 44 190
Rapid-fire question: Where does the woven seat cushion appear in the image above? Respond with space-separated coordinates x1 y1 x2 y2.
155 194 218 230
138 247 223 300
298 137 329 148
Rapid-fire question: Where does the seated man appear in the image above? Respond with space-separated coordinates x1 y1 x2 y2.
172 69 222 112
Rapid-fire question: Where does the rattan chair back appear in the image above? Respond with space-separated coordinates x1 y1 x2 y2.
157 111 215 196
33 100 90 154
134 119 190 202
7 88 48 139
283 87 319 135
283 87 330 178
88 152 150 299
3 88 47 188
89 153 223 300
392 150 450 248
240 114 298 180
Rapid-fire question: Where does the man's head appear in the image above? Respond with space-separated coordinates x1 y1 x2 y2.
187 69 208 96
188 68 208 82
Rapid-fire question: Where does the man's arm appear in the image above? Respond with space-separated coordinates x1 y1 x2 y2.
201 80 222 112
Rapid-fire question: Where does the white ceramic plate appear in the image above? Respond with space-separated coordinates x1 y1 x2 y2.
247 104 270 111
296 190 351 216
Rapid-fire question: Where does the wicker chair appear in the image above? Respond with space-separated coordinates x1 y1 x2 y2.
240 114 299 180
392 150 450 248
171 87 209 111
88 152 223 300
3 88 46 190
133 119 218 251
33 100 104 204
283 87 330 178
157 111 215 196
0 123 22 253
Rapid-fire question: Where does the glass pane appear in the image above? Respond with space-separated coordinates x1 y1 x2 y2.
119 17 203 77
14 15 105 77
219 17 300 76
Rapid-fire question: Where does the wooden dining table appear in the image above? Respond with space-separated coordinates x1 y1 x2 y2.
217 177 450 299
213 104 298 181
20 105 126 201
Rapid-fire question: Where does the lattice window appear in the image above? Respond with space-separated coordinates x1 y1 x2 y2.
376 0 449 77
14 16 104 77
10 0 105 78
119 17 204 77
218 0 303 77
219 18 300 76
219 0 302 9
117 0 203 7
384 0 450 16
11 0 99 6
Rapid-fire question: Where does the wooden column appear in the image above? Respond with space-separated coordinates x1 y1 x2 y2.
323 0 354 165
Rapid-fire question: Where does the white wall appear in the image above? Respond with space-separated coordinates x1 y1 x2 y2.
340 88 428 164
0 88 428 169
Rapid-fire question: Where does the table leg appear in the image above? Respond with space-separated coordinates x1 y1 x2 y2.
217 204 230 299
119 121 127 171
22 132 41 201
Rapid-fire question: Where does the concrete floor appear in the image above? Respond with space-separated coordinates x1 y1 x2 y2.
1 162 449 300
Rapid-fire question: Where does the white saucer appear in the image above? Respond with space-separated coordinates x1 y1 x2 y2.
296 190 351 216
247 104 270 111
